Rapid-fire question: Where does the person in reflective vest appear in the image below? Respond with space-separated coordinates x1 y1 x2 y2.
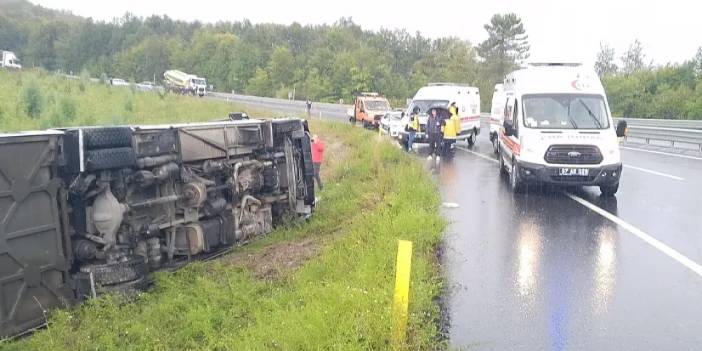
405 106 421 152
442 102 461 156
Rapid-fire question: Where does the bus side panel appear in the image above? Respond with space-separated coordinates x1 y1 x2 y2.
0 134 73 338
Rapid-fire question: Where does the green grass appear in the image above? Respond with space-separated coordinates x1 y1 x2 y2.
0 69 273 132
1 121 445 350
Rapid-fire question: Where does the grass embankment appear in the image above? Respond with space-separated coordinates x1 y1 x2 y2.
1 120 445 350
0 69 272 132
0 69 446 349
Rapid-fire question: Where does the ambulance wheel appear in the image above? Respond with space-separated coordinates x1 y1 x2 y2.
510 160 524 193
499 153 508 178
600 183 619 197
466 133 475 147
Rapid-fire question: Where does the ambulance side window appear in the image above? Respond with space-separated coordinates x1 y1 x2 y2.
504 98 512 122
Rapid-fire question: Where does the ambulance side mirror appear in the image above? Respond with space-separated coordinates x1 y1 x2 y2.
616 120 627 137
503 121 514 137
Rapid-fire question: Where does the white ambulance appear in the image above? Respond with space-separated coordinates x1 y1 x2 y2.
489 83 508 154
401 83 481 146
497 63 626 196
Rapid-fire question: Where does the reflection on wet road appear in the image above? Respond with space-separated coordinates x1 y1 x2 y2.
437 137 702 350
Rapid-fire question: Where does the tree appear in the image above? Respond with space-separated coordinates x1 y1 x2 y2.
187 31 239 91
268 46 294 87
245 68 272 96
21 80 43 119
620 39 648 75
228 41 264 93
595 43 618 77
24 21 70 70
693 47 702 78
477 13 530 81
115 36 171 82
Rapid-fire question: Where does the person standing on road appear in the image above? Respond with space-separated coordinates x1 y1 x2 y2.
426 108 442 160
442 102 461 156
406 106 421 152
306 99 312 118
311 134 325 190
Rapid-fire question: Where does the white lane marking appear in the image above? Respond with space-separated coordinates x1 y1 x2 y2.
623 164 685 181
455 146 499 164
566 192 702 277
458 145 702 276
621 146 702 161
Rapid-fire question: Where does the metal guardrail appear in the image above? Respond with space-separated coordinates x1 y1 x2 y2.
612 117 702 150
614 118 702 130
208 92 349 120
624 126 702 150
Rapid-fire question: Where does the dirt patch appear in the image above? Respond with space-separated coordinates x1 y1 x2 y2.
226 238 321 280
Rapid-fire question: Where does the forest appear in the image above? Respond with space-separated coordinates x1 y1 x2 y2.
1 0 701 118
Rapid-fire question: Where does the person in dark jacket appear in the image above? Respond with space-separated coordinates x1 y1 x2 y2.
305 99 312 118
426 108 442 160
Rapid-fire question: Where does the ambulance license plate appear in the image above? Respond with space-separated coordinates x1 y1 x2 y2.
559 168 589 176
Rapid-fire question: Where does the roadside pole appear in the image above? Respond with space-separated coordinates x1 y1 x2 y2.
392 240 413 348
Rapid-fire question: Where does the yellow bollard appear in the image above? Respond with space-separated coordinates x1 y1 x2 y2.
392 240 413 348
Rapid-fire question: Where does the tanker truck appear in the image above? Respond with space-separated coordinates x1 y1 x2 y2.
163 69 207 97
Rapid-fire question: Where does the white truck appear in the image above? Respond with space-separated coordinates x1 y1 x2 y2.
497 63 627 195
1 51 22 69
401 83 481 146
164 70 207 97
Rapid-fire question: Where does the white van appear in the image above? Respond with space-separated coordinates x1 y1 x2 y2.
489 83 509 154
497 63 626 196
402 83 481 145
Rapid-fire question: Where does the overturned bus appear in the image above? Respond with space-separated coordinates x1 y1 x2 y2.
0 118 315 337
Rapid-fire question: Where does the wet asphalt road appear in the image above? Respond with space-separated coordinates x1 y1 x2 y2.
219 96 702 349
437 134 702 350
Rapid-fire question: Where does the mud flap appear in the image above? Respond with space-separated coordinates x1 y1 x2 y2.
297 134 316 207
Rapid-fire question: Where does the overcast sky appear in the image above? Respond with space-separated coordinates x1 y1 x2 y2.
32 0 701 67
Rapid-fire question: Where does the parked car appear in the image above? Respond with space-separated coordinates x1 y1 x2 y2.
110 78 130 87
380 111 405 140
136 81 156 91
